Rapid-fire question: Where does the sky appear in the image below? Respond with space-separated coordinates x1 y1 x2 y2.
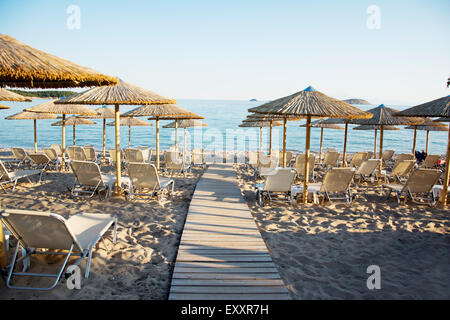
1 0 449 105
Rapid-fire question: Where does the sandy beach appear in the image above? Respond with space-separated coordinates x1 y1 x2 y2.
0 149 204 300
235 163 450 299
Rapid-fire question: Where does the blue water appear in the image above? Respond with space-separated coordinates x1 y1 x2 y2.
0 98 448 155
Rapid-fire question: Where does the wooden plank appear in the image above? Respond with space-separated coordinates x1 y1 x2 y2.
170 286 288 294
172 273 282 280
171 279 285 286
168 293 291 300
173 267 280 274
176 255 273 263
174 261 278 268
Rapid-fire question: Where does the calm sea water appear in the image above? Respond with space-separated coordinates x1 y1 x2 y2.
0 98 448 155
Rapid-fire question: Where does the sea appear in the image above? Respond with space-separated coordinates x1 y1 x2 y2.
0 98 448 156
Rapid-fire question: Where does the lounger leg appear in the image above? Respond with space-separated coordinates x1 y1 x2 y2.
12 179 18 192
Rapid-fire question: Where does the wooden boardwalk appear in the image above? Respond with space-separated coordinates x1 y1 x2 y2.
169 164 290 300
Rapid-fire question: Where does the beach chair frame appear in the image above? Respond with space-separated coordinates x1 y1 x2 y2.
0 160 41 193
11 147 30 166
317 168 356 204
354 159 381 184
28 153 52 183
0 209 117 290
255 168 297 207
164 151 191 176
70 160 115 199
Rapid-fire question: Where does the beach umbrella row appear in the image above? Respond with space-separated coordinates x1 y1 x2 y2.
84 107 116 164
107 117 152 150
300 120 344 161
353 124 399 157
51 116 96 146
240 120 282 155
405 118 448 154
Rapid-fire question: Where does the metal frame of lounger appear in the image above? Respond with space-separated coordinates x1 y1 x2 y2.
353 159 381 184
191 149 206 168
11 147 30 167
255 168 297 207
70 160 115 199
125 162 174 202
294 154 316 182
317 168 356 204
164 151 191 177
382 160 416 183
0 209 117 290
0 160 41 193
28 153 52 183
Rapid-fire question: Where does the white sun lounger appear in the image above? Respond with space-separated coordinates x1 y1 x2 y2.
0 208 117 290
70 160 117 199
255 168 297 206
0 160 41 192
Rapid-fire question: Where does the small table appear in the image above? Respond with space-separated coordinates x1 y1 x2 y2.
291 183 322 204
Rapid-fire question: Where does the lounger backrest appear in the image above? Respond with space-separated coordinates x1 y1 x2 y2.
394 153 414 167
391 160 416 177
382 150 395 161
321 168 355 193
323 151 340 167
355 159 381 176
70 160 104 188
165 151 181 164
421 155 440 169
294 154 316 175
1 209 82 252
263 168 296 192
67 146 87 161
248 152 258 165
109 149 121 162
258 152 272 168
191 149 204 164
349 152 368 168
11 147 27 160
43 148 58 161
50 144 62 156
83 146 97 162
278 151 293 165
0 160 12 181
404 169 441 194
124 149 144 163
28 153 51 165
127 162 160 189
366 151 374 159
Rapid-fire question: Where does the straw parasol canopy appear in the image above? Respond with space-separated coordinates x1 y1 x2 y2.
404 118 448 154
122 104 200 170
107 117 152 149
394 95 450 205
353 124 400 158
300 120 344 161
0 88 32 101
25 100 97 169
248 86 371 204
163 119 208 164
0 103 10 109
0 34 119 88
84 107 116 164
240 119 283 155
52 116 95 146
54 80 176 196
5 110 58 152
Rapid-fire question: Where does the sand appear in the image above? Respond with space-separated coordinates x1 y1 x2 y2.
235 163 450 300
0 149 204 300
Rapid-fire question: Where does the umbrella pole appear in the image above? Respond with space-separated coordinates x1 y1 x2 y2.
102 119 106 165
440 124 450 205
282 118 287 168
426 130 429 154
269 120 273 155
374 129 377 158
129 125 131 150
156 117 160 170
378 125 384 179
73 125 76 146
319 128 323 162
0 201 6 269
412 126 417 157
259 127 262 155
61 115 66 171
303 117 311 204
114 104 122 197
175 120 178 147
342 122 348 167
34 119 37 152
183 128 187 165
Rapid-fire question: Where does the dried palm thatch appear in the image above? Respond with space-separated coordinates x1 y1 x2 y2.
26 100 97 115
0 87 32 101
163 119 207 128
351 104 424 126
353 124 400 131
56 80 176 106
394 96 450 118
107 118 152 127
0 103 10 109
51 117 95 126
435 117 450 122
300 119 344 129
147 113 204 120
404 118 447 131
122 104 193 117
5 111 57 120
0 34 118 88
239 120 282 127
248 86 372 119
84 107 116 119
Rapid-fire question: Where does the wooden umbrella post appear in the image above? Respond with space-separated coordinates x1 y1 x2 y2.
61 114 66 171
183 127 187 165
102 119 106 165
412 126 417 157
426 130 429 154
73 125 76 146
342 122 348 167
378 125 384 179
0 201 6 269
282 118 287 168
114 104 122 197
259 126 262 155
128 124 131 150
440 124 450 205
33 119 37 152
374 129 377 158
175 119 178 147
269 120 273 155
319 127 323 162
156 117 160 170
303 116 311 204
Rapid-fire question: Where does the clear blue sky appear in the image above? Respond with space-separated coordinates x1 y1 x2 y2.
1 0 449 105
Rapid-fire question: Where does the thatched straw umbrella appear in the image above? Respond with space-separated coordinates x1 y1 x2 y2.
26 100 97 170
84 107 116 165
240 119 282 156
395 96 450 204
5 111 57 152
55 80 176 197
404 118 448 155
353 124 400 158
300 120 344 161
0 88 32 102
249 86 371 204
107 118 152 150
52 117 95 146
122 104 199 171
0 103 10 110
163 119 208 164
0 34 118 88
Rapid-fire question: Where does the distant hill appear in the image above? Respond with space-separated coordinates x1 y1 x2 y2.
9 90 78 99
342 98 371 105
